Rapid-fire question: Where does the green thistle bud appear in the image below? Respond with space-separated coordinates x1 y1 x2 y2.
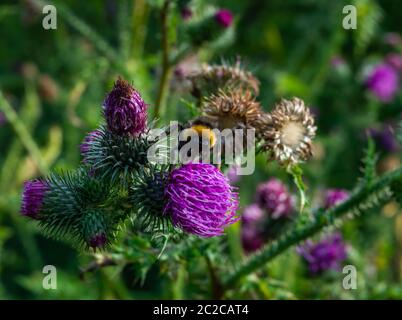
82 126 157 184
129 165 173 233
81 209 109 250
37 168 130 249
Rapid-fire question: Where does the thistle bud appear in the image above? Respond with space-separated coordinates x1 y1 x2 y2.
103 78 147 136
21 180 48 219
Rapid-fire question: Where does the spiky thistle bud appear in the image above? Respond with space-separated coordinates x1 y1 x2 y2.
81 209 109 250
21 180 49 219
25 169 130 249
81 126 157 184
103 78 147 136
129 166 172 233
164 163 239 237
261 98 317 166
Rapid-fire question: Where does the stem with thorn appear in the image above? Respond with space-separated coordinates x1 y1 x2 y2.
221 166 402 293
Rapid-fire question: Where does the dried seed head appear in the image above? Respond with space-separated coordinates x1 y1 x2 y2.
188 62 260 98
262 98 316 165
202 89 263 130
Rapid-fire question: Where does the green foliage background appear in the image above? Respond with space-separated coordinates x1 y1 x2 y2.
0 0 402 299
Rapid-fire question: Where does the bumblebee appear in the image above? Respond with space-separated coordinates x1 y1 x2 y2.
176 117 218 162
180 117 217 148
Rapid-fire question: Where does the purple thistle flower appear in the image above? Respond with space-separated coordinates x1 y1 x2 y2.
366 63 399 103
242 226 264 253
180 6 192 20
297 233 347 274
369 126 399 152
21 180 48 219
80 129 102 157
164 163 239 237
241 204 265 252
242 204 264 225
89 233 107 249
324 189 349 209
255 179 294 219
103 78 147 136
215 9 233 28
386 53 402 72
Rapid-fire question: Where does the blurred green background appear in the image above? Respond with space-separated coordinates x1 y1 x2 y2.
0 0 402 299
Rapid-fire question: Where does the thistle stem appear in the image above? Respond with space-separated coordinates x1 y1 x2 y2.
154 0 172 120
222 166 402 291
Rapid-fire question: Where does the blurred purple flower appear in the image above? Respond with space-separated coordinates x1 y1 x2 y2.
297 233 347 274
369 126 399 152
256 179 294 219
164 163 239 237
386 53 402 71
330 56 345 68
215 9 233 28
384 32 401 47
21 180 48 219
324 189 349 209
366 63 399 103
242 204 264 225
103 78 147 136
241 204 265 253
180 6 192 20
242 226 264 253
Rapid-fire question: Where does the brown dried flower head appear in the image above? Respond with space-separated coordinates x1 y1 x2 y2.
202 89 263 131
262 98 317 165
188 62 260 99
